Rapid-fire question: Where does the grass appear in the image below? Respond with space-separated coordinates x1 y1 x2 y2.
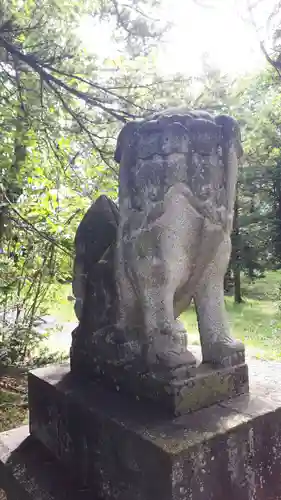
47 283 76 323
0 368 28 432
48 270 281 360
181 271 281 360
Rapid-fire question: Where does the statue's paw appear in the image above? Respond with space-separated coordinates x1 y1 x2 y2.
174 319 188 349
157 347 196 368
202 337 245 367
145 331 197 380
154 348 197 380
157 319 188 347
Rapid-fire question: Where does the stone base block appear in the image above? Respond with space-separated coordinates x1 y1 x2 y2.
28 362 281 500
71 330 249 416
0 426 92 499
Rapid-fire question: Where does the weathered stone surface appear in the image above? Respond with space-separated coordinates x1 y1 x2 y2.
115 109 244 371
0 426 92 499
28 361 281 500
72 194 119 323
71 334 248 415
70 109 247 410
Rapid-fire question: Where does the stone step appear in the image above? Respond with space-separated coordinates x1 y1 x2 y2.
0 426 92 500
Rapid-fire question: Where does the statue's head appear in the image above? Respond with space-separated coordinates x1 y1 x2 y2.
114 109 243 166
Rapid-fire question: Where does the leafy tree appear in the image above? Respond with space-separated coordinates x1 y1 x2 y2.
0 0 175 364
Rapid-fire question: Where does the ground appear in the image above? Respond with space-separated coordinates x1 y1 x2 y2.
1 270 281 432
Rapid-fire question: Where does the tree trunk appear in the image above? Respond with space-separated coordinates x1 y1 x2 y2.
224 263 233 294
234 261 242 304
273 164 281 264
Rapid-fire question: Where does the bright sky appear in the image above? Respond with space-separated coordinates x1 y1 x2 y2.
79 0 277 78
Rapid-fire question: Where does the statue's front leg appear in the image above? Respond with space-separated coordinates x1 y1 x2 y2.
194 235 245 367
130 221 197 373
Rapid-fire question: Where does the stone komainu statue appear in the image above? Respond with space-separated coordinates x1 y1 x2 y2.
71 108 244 385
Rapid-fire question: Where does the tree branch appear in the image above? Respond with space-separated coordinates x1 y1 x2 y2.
0 36 135 122
260 41 281 78
45 78 119 176
4 193 73 257
41 62 152 113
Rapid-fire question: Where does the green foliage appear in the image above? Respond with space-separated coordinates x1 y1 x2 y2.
194 65 281 285
0 0 171 366
0 231 61 365
236 70 281 269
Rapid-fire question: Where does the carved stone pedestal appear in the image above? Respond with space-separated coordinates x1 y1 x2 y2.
1 360 281 500
71 331 249 415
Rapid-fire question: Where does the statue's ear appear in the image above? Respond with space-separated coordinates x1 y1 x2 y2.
215 115 243 159
114 122 139 164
